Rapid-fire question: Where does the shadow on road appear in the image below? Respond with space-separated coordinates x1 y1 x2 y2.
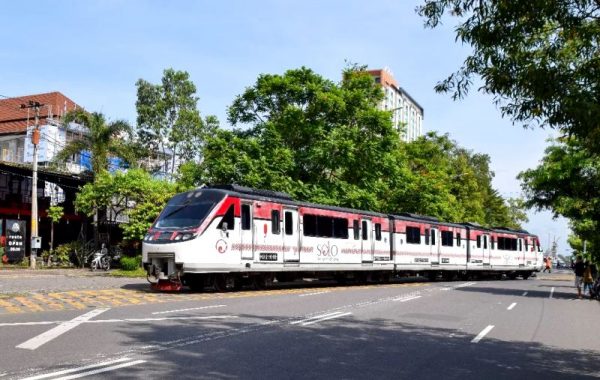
101 311 600 380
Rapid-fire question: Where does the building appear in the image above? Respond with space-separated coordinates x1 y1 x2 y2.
0 92 93 261
367 68 424 142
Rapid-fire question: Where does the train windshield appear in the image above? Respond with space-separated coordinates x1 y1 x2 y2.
153 190 224 229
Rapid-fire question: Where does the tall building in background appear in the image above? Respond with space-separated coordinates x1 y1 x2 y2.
367 68 424 142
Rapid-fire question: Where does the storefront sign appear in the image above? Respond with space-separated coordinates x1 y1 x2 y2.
6 219 26 263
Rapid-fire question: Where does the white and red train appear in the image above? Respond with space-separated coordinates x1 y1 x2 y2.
142 185 543 291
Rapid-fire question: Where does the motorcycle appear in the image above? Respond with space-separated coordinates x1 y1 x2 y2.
89 244 111 271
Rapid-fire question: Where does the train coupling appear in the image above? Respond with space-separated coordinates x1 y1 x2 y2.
146 263 183 292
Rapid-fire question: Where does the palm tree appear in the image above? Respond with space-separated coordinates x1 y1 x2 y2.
54 109 133 174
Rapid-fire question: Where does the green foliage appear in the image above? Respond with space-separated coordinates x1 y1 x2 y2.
75 169 180 242
50 243 77 266
53 109 133 174
186 65 522 228
418 0 600 151
519 137 600 261
119 255 142 271
47 205 64 224
136 68 217 174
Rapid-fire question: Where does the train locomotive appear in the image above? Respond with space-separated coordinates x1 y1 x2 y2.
142 185 543 291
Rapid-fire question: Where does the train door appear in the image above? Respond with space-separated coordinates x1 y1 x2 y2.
240 202 254 260
482 234 491 265
361 219 374 262
283 208 299 262
430 228 440 264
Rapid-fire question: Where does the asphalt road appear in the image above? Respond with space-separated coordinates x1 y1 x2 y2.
0 271 599 380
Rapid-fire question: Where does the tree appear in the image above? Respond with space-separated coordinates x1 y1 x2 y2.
519 136 600 261
418 1 600 150
75 169 181 243
54 109 133 174
136 68 216 176
46 205 64 255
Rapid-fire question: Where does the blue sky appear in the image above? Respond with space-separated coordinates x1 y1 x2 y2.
0 0 569 255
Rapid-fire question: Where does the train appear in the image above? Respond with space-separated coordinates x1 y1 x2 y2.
142 185 544 291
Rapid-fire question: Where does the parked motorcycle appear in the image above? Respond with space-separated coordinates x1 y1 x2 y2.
89 244 111 271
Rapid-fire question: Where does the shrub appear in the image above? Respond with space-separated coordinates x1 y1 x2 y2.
120 255 142 271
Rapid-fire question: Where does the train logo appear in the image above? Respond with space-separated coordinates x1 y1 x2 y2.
215 239 228 254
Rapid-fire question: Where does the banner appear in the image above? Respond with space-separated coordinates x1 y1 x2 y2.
6 219 26 263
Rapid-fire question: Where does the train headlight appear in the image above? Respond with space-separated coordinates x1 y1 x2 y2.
144 234 153 241
174 234 182 241
181 233 194 241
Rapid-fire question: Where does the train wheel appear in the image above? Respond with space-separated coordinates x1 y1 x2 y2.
253 274 274 290
522 272 532 280
507 272 518 280
187 274 205 292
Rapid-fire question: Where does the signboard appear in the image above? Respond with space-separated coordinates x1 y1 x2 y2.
6 219 26 263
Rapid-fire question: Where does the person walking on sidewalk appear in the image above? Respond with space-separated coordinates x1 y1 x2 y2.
583 261 594 298
574 255 585 299
543 257 552 273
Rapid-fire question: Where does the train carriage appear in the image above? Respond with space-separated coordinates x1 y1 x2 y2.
142 185 543 291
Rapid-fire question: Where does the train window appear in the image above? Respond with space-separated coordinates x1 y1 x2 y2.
406 226 420 244
317 216 333 237
241 204 251 230
303 214 317 236
525 239 529 251
519 239 522 251
456 233 461 246
483 235 488 249
511 238 518 251
477 235 481 248
271 210 280 235
441 231 453 246
353 220 359 240
425 229 430 245
375 223 382 241
431 230 436 245
285 211 293 235
333 218 348 239
491 237 495 250
362 221 368 240
217 205 235 230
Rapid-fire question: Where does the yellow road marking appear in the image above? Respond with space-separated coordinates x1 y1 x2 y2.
47 293 87 310
30 293 64 311
0 299 23 313
13 297 44 312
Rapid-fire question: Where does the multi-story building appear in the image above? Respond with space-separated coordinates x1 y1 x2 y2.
367 68 424 142
0 92 88 173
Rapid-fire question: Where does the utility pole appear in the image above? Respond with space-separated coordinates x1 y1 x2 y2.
21 100 43 269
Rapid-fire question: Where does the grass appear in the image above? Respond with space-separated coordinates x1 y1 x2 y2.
109 267 147 278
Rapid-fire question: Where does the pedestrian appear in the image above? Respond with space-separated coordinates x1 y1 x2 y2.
574 255 585 299
543 257 552 273
583 261 594 298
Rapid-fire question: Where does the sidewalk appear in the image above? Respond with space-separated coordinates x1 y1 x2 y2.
0 267 146 294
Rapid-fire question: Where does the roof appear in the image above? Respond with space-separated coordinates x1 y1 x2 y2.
0 92 79 135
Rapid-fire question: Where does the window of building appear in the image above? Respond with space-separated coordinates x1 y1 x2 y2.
353 220 360 240
241 204 251 230
406 226 421 244
285 211 293 235
217 205 235 230
271 210 280 235
441 231 453 247
375 223 382 241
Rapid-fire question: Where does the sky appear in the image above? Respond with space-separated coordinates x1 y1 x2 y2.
0 0 570 255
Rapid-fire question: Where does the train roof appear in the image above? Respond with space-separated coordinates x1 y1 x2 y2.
201 185 388 218
390 213 464 229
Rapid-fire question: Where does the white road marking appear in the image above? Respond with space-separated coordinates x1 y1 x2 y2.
16 308 109 350
54 360 146 380
549 287 555 298
299 291 331 297
440 287 451 291
522 291 528 296
393 295 422 302
507 302 517 310
471 325 495 343
86 315 237 324
301 312 352 326
290 311 347 325
21 357 132 380
0 315 237 328
455 282 476 288
151 304 226 315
